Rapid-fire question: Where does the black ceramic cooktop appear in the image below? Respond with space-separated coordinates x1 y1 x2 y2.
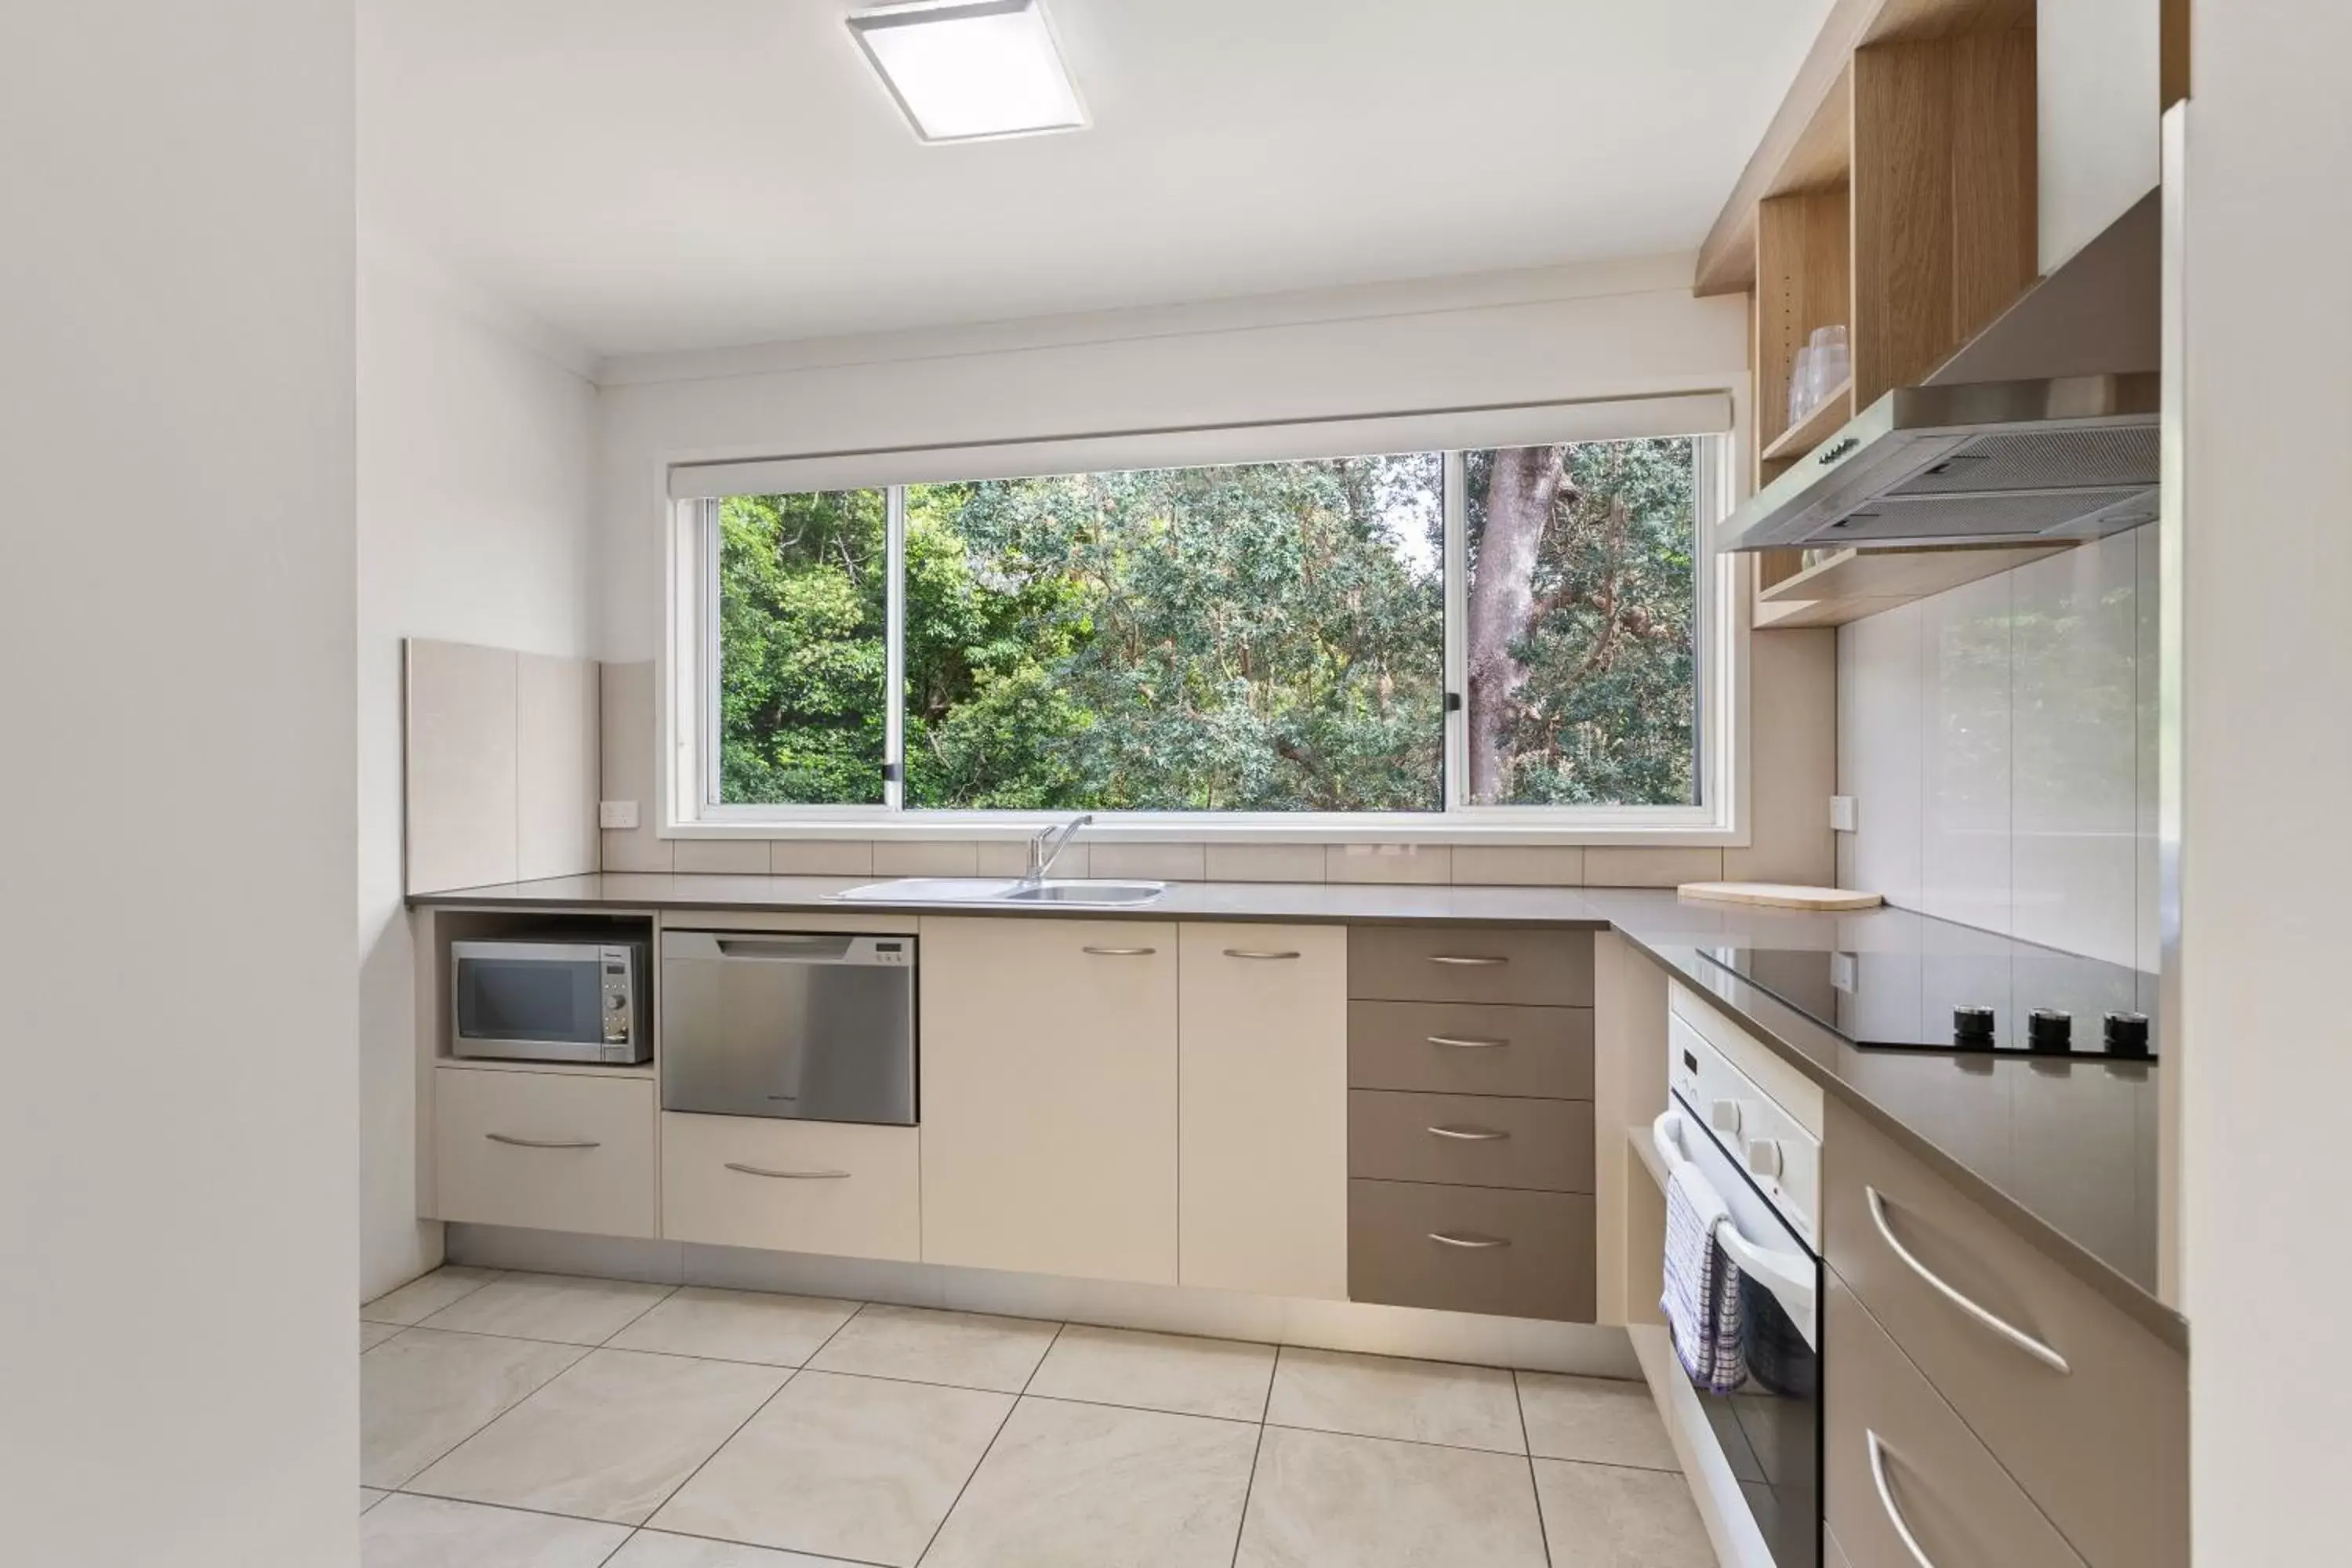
1700 944 2160 1059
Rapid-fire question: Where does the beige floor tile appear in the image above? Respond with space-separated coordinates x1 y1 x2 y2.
1516 1372 1679 1471
407 1348 786 1526
650 1369 1012 1566
362 1328 586 1488
923 1396 1258 1568
419 1271 674 1345
360 1486 389 1514
1025 1323 1274 1421
804 1303 1059 1393
1232 1425 1548 1568
1266 1346 1526 1454
1534 1458 1715 1567
360 1493 628 1568
363 1266 502 1326
607 1287 859 1367
608 1532 856 1566
362 1319 405 1352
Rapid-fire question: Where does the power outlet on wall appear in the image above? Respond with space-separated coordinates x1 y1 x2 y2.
598 800 640 830
1829 795 1858 833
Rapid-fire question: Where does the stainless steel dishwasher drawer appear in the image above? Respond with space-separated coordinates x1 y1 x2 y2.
660 930 917 1124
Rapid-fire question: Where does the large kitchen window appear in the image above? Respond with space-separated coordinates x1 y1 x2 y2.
672 403 1733 834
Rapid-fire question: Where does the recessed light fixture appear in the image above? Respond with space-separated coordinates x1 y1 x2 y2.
847 0 1087 143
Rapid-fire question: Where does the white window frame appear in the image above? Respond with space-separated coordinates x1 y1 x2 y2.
660 396 1745 844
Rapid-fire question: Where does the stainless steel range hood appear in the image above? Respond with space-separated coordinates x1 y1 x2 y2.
1722 191 2162 554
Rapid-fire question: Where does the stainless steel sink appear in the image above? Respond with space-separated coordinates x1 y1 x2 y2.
831 877 1167 908
997 880 1167 906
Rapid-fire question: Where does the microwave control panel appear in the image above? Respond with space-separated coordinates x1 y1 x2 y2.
599 946 635 1047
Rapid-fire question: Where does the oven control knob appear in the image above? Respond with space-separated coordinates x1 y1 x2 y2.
1745 1138 1784 1179
1710 1099 1742 1136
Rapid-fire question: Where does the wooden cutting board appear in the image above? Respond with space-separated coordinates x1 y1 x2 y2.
1676 881 1883 911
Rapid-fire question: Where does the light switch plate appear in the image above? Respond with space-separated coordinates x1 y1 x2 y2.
598 800 639 830
1828 795 1858 833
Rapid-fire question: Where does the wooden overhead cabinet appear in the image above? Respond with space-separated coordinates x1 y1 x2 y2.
1706 0 2059 628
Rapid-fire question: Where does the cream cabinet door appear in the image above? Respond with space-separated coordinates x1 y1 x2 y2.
1178 924 1348 1299
919 916 1180 1284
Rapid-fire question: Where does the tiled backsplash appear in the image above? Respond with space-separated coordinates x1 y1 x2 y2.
1837 526 2157 969
596 661 1757 889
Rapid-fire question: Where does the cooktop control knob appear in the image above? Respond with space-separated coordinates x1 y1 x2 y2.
2104 1011 2152 1058
1744 1138 1784 1179
2027 1008 2073 1054
1953 1005 1998 1047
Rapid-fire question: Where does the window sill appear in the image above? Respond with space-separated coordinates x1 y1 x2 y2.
658 818 1746 848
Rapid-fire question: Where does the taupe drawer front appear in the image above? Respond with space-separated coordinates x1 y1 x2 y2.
1824 1102 2187 1568
1348 1000 1593 1099
1826 1276 2086 1568
1348 1090 1593 1193
1823 1526 1855 1568
1347 927 1594 1007
1348 1178 1594 1322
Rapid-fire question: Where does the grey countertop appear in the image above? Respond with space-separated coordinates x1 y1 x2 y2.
412 871 2183 1350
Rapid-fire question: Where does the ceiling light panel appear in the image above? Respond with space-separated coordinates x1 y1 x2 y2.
847 0 1087 143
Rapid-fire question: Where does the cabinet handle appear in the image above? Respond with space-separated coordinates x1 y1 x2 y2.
485 1133 601 1150
725 1163 851 1180
1865 1186 2071 1375
1223 948 1301 960
1427 1230 1511 1249
1426 1034 1508 1050
1082 946 1157 956
1425 1123 1510 1142
1867 1430 1940 1568
1428 954 1508 967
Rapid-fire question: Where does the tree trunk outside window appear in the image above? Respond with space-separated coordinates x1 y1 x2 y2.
1467 444 1566 802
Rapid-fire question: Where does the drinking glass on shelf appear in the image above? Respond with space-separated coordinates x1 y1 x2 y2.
1788 343 1817 429
1808 324 1850 412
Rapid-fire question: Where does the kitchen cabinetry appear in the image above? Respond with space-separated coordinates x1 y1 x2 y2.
918 916 1181 1285
662 1112 920 1261
1823 1098 2187 1567
1177 924 1348 1300
1345 927 1598 1323
430 1065 657 1238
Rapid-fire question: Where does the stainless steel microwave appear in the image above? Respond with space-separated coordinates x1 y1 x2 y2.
451 939 649 1065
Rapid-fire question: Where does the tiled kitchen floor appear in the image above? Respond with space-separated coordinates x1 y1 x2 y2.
361 1267 1715 1568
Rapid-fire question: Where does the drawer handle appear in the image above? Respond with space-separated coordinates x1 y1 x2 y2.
1082 946 1158 956
1428 954 1508 967
1425 1123 1510 1142
1865 1186 2071 1375
725 1163 851 1180
1426 1034 1508 1050
1867 1431 1940 1568
1223 948 1301 960
1427 1230 1511 1249
485 1133 601 1150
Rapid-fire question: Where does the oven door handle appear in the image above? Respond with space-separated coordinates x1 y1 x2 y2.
1652 1110 1818 1343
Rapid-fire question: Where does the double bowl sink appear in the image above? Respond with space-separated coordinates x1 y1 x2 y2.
831 877 1168 908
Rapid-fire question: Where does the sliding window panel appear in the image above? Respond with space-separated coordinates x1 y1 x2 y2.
713 488 891 807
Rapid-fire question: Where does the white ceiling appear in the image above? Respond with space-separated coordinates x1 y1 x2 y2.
361 0 1834 359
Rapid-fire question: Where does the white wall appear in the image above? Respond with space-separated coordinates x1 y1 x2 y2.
0 5 357 1564
2177 5 2352 1556
1835 527 2158 968
358 234 599 1301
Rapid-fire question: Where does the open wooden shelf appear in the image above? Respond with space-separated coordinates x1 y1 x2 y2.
1759 377 1855 465
1753 543 2072 627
